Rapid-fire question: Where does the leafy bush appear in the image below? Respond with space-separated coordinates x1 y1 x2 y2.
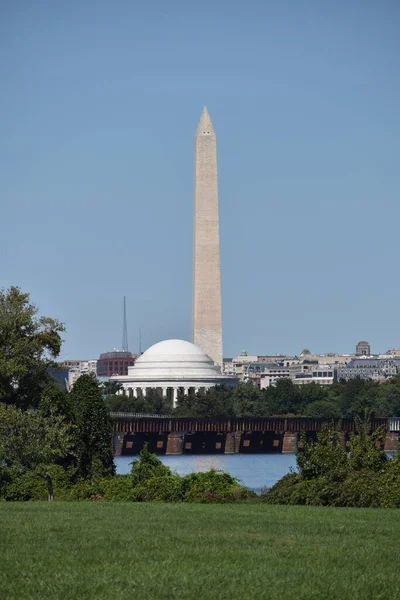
132 475 183 502
130 445 173 486
263 422 400 508
261 473 301 505
336 470 382 508
181 469 251 503
2 465 73 501
100 475 133 501
297 429 349 481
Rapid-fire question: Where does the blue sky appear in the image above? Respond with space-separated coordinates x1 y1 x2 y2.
1 0 399 359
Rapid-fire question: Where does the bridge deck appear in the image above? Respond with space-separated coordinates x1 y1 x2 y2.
111 415 388 434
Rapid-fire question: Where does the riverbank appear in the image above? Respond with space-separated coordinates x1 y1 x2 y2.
2 503 399 599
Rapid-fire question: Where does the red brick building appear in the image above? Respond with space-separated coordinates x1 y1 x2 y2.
96 351 137 377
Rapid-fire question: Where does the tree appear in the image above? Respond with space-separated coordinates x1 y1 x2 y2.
38 383 75 421
337 377 379 418
0 287 65 409
304 400 341 420
375 374 400 417
102 381 123 396
0 403 76 500
70 374 115 479
175 386 235 418
232 383 261 417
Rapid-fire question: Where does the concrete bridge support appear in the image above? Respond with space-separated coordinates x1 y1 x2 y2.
113 433 125 456
282 432 298 453
225 432 243 454
385 432 399 453
166 432 185 455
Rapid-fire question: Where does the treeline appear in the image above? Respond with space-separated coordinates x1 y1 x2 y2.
105 375 400 419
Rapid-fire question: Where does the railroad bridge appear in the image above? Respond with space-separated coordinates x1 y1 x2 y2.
111 414 399 456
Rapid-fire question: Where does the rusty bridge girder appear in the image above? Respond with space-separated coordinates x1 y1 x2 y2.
111 414 388 435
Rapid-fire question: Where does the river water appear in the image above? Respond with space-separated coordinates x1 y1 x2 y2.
115 454 298 491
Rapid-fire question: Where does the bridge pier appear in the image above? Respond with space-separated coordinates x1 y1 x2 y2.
224 432 243 454
113 433 125 456
282 432 298 453
385 432 399 453
166 432 184 455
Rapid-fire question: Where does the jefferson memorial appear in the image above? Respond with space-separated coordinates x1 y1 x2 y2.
110 339 236 406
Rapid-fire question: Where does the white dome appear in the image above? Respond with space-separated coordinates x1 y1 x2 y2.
131 339 221 380
142 339 209 359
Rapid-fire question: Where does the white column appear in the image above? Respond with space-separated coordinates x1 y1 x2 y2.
133 388 138 398
184 388 188 396
172 387 178 408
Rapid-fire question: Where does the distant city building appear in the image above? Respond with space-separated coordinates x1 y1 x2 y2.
387 349 400 357
224 348 353 387
96 351 137 377
291 366 336 386
356 341 371 356
259 366 291 389
259 363 337 388
60 359 97 388
338 358 400 382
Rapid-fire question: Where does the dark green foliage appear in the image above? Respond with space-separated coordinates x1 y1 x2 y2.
130 444 182 501
103 370 400 420
131 475 183 502
104 388 173 414
297 429 349 481
102 381 123 396
176 385 235 418
264 422 400 508
0 403 77 500
172 376 400 420
130 444 173 486
38 384 75 421
304 400 341 419
2 465 74 502
181 469 255 503
0 287 65 409
70 374 115 480
348 418 387 472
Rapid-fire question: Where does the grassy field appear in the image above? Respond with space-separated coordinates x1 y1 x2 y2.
1 503 399 600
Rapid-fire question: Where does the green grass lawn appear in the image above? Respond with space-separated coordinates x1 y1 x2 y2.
1 503 399 600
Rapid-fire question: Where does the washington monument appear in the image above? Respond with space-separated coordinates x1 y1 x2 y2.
192 107 223 367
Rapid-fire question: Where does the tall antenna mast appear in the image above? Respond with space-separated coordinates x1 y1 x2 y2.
122 296 129 352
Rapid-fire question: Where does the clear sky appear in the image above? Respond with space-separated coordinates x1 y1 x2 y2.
1 0 399 360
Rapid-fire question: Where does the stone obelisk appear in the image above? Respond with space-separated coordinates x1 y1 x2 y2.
192 106 223 367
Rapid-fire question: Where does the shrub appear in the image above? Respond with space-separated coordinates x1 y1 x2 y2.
336 470 382 508
181 469 243 503
261 473 301 505
131 444 173 487
297 429 349 482
2 465 73 501
132 475 183 502
100 475 133 501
